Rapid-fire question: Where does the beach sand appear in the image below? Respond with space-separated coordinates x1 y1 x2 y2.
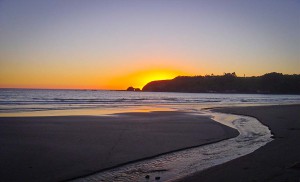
179 104 300 182
0 111 238 182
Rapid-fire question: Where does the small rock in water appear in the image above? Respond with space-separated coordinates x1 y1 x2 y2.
145 175 150 179
155 176 160 180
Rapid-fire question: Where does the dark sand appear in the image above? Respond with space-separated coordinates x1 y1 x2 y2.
0 111 238 182
180 104 300 182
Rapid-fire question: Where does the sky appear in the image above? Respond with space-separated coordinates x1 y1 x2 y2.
0 0 299 89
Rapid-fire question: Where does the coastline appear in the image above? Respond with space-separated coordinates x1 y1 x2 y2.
179 104 300 182
1 104 299 182
0 111 238 182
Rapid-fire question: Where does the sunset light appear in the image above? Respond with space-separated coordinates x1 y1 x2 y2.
107 68 188 90
1 1 299 90
0 1 300 182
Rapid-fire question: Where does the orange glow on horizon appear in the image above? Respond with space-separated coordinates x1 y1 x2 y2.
0 67 191 90
106 68 189 90
0 83 102 90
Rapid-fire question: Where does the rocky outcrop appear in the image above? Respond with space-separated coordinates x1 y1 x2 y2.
126 87 141 91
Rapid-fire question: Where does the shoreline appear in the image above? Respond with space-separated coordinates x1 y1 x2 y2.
0 111 238 182
1 104 299 182
179 104 300 182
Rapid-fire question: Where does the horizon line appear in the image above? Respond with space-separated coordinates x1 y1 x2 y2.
1 72 299 91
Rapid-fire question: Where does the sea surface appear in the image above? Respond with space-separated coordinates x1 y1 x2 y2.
1 89 300 116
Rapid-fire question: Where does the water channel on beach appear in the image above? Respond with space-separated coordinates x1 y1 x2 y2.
72 109 273 182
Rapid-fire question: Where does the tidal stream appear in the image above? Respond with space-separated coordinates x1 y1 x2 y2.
72 110 273 182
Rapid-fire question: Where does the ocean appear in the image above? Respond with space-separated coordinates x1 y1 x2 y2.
1 89 300 116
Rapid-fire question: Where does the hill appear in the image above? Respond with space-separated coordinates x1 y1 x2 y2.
142 72 300 94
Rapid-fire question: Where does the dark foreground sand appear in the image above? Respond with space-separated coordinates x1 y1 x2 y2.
0 111 238 182
180 104 300 182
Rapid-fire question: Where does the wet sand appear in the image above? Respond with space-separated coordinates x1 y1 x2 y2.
180 104 300 182
0 111 238 182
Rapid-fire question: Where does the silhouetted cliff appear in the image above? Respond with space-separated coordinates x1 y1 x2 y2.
142 72 300 94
